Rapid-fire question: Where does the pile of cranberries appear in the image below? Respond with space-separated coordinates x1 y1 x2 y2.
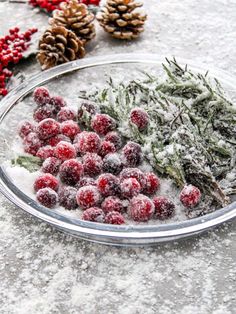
18 86 202 225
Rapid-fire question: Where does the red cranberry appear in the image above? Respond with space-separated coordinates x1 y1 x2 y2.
50 96 66 113
42 157 61 175
180 185 201 208
33 87 50 106
122 142 143 167
78 102 98 120
97 173 120 197
46 134 71 147
120 168 146 190
18 120 35 138
75 131 101 154
103 153 123 175
23 132 43 156
105 131 122 149
129 195 154 222
77 177 97 188
101 196 124 214
61 120 80 140
57 107 76 122
36 188 58 208
91 114 116 135
144 173 160 195
58 186 78 210
76 185 101 209
104 211 125 225
33 105 54 122
36 145 54 160
99 141 116 158
130 108 149 131
153 196 175 219
37 118 60 140
82 153 103 177
55 141 77 161
82 207 105 223
34 173 59 192
120 178 141 199
59 159 84 185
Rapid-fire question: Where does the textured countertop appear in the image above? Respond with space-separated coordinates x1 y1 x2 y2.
0 1 236 313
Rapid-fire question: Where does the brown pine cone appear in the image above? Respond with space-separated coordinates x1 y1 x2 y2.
97 0 147 40
49 0 96 45
37 26 85 70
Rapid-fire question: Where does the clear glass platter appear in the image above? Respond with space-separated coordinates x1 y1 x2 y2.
0 53 235 246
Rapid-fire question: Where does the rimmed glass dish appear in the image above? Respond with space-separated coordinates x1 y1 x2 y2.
0 53 235 246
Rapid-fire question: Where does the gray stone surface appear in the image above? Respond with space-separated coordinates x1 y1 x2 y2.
0 1 236 313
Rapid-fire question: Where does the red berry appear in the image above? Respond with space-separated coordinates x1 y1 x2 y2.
129 195 154 222
91 114 116 135
120 178 141 199
130 108 149 131
61 120 80 140
0 88 8 96
78 102 98 121
82 153 103 177
18 120 35 138
37 118 60 140
99 141 116 158
59 159 84 185
42 157 61 175
77 177 97 188
101 196 124 214
120 168 146 190
33 105 54 122
104 211 125 225
46 134 71 147
144 173 160 195
36 188 58 208
180 185 201 208
103 153 123 175
34 173 59 192
97 173 120 197
75 131 101 154
82 207 105 223
76 186 101 209
57 107 76 122
33 87 50 106
36 145 54 160
153 196 175 220
122 142 143 167
105 131 122 149
23 132 43 156
55 141 77 161
58 186 78 210
50 95 66 113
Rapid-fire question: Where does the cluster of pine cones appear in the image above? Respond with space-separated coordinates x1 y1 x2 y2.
37 0 147 70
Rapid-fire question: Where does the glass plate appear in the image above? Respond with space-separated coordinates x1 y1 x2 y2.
0 53 235 246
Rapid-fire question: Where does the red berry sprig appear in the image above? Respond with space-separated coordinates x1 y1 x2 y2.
0 27 38 97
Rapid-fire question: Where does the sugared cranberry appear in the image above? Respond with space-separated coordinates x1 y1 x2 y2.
18 120 35 138
120 168 146 190
144 172 160 195
122 142 143 167
180 185 201 208
82 153 103 177
34 173 59 192
82 207 105 223
91 113 116 135
42 157 61 175
57 107 76 122
50 95 66 113
58 186 78 210
120 178 141 199
33 87 50 106
104 211 125 225
23 132 43 156
76 185 101 209
130 108 149 131
129 195 154 222
36 145 54 160
78 102 98 121
59 159 84 185
103 153 123 175
99 141 116 158
97 173 120 197
37 118 60 140
105 131 122 149
60 120 80 140
75 131 101 154
101 196 124 214
77 177 97 188
33 105 54 122
46 134 71 147
55 141 76 161
153 196 175 219
36 188 58 208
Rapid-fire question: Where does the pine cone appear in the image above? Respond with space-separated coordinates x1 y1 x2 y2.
97 0 147 40
37 26 85 70
49 0 96 44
